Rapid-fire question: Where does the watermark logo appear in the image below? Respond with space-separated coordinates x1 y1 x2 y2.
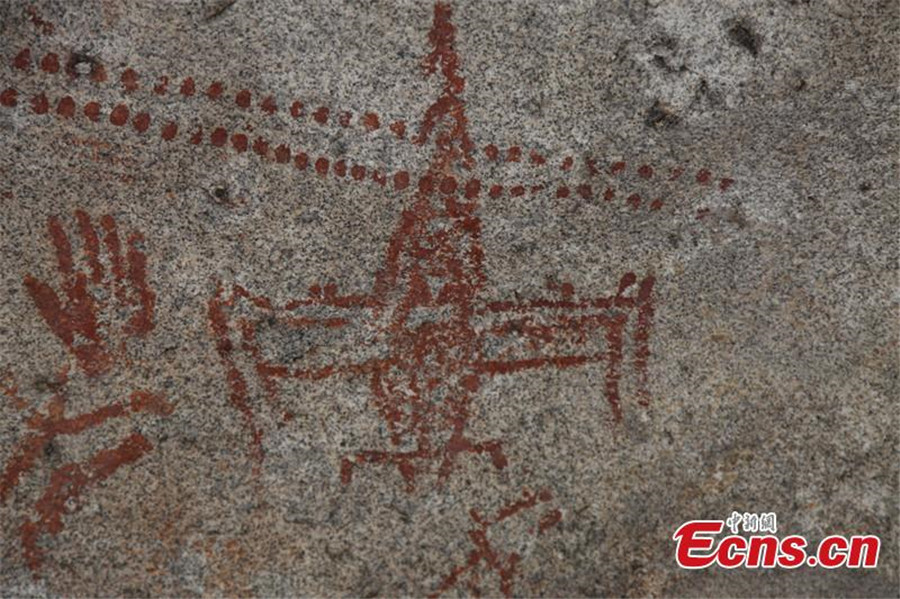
673 512 880 569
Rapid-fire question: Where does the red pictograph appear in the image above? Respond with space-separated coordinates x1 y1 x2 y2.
4 8 737 211
0 1 683 588
1 212 172 575
431 487 563 598
208 3 655 493
22 211 156 376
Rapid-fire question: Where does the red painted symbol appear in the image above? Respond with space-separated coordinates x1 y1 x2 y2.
22 211 156 375
208 2 655 491
0 1 689 590
2 212 172 575
431 487 562 598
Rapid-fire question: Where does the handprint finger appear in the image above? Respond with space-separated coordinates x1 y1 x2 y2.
99 215 127 304
74 210 103 284
124 232 155 336
46 216 74 288
67 271 102 344
23 275 72 346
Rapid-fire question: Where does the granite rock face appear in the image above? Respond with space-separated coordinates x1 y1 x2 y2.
0 1 897 597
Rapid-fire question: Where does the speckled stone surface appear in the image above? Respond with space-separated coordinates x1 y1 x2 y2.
0 1 897 597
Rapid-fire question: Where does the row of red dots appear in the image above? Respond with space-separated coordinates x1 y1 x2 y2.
1 87 708 212
10 47 408 138
9 46 735 191
482 145 734 192
0 86 428 193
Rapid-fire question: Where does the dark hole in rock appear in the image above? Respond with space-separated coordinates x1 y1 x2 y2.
645 99 679 128
728 20 761 56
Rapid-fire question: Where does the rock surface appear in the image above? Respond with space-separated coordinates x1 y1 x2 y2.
0 1 896 596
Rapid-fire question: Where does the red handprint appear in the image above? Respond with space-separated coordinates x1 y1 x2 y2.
23 210 155 376
3 211 171 576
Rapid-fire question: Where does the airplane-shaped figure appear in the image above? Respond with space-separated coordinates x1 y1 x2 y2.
208 2 655 491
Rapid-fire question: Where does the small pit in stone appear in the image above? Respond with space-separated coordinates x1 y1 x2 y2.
645 99 679 128
727 19 761 56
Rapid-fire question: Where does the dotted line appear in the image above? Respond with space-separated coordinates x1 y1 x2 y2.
8 45 736 194
2 86 730 215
